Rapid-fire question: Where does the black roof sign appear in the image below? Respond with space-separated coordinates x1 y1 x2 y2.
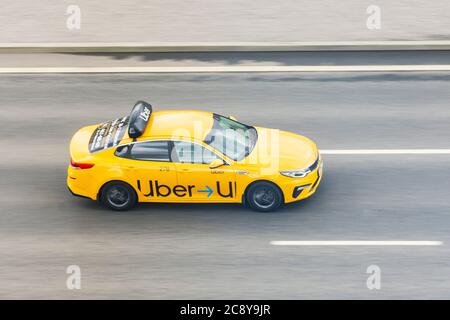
128 101 153 139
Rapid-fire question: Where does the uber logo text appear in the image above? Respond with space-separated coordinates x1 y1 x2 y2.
66 265 81 290
139 107 151 121
137 180 235 198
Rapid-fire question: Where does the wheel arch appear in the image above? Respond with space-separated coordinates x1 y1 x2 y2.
241 179 285 205
97 179 138 203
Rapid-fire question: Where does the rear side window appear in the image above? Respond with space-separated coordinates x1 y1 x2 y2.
129 141 170 162
115 145 130 158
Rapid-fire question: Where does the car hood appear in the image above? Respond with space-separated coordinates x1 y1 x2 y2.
243 127 319 171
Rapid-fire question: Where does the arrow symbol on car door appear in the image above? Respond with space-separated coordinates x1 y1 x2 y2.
197 185 213 197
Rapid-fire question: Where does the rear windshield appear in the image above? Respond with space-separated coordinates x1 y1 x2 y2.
89 116 129 153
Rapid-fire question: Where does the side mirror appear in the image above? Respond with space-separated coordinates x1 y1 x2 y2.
209 158 225 169
228 115 237 121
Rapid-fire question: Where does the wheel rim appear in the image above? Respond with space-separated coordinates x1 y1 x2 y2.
107 185 130 208
252 186 276 209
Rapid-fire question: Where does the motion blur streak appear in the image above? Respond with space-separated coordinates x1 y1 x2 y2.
270 241 443 246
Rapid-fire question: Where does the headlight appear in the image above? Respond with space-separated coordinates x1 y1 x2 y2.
280 168 311 178
281 153 321 178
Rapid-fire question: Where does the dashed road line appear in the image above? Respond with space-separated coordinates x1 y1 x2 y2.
270 241 443 246
320 149 450 155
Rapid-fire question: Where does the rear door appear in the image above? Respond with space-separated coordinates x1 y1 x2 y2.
118 140 178 202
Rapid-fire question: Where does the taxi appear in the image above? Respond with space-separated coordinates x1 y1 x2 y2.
68 101 322 211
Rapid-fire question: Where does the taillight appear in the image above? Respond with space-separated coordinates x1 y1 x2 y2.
70 159 95 169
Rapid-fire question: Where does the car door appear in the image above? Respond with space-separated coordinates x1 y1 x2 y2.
171 140 237 202
117 140 178 202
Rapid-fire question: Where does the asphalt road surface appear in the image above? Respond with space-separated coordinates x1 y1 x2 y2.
1 71 450 299
2 0 450 42
3 50 450 68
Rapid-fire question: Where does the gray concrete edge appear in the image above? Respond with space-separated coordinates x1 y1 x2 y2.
2 41 450 53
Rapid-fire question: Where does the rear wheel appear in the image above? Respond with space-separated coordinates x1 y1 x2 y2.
100 181 137 211
246 181 283 212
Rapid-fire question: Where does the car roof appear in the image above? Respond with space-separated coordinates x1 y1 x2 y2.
140 110 214 141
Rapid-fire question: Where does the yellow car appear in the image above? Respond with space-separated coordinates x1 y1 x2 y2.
68 101 322 211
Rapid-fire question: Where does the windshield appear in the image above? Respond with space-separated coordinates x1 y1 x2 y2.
204 114 258 161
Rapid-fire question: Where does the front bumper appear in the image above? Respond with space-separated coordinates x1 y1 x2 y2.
280 159 323 203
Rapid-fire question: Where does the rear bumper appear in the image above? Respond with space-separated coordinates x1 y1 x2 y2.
67 166 97 200
67 184 91 200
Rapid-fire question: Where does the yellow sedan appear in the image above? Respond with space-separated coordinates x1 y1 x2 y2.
67 101 322 211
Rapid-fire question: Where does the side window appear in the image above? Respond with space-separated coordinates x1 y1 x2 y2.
115 144 130 158
129 141 170 162
172 141 219 164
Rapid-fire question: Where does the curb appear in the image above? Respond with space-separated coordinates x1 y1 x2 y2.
1 41 450 53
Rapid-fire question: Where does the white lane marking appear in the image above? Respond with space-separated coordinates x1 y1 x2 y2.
1 40 450 52
320 149 450 155
1 65 450 74
270 241 443 246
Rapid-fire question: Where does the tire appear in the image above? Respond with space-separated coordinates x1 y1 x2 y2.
100 181 137 211
245 181 283 212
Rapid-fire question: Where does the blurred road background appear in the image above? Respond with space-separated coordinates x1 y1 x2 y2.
1 71 450 298
1 0 450 300
2 0 450 43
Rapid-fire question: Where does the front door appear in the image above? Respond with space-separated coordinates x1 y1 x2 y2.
171 141 237 202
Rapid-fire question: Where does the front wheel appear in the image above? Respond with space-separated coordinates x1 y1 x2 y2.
246 181 283 212
100 181 137 211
